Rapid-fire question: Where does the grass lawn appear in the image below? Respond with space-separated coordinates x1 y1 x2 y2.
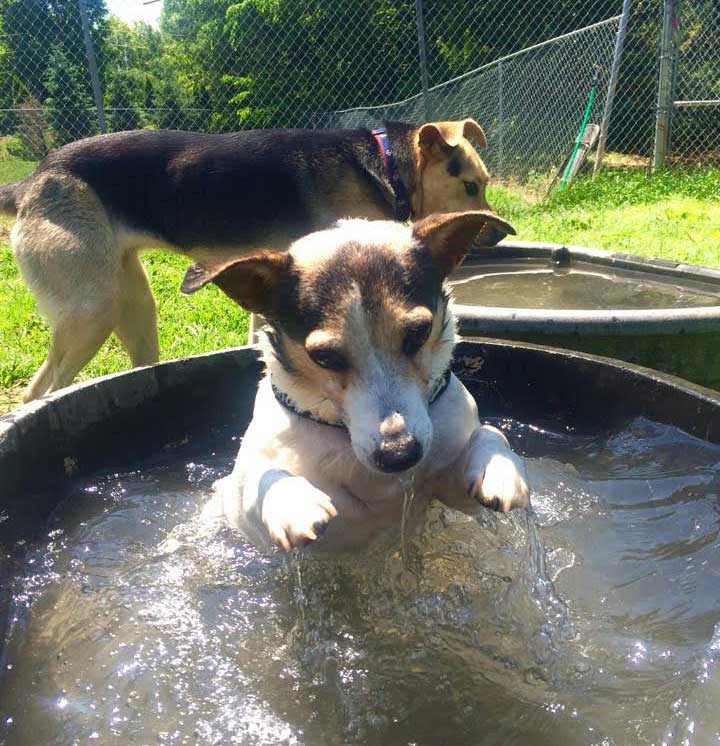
1 161 719 414
492 166 720 266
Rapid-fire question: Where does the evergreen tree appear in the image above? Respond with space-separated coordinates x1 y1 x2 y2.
106 70 142 131
2 0 107 102
45 43 97 144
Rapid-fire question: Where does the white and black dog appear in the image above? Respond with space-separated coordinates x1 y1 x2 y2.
182 211 529 552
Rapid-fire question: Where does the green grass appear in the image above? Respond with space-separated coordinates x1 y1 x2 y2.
489 166 720 266
1 161 719 413
0 159 36 183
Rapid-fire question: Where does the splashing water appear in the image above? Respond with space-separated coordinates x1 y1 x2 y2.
523 507 576 641
2 417 720 745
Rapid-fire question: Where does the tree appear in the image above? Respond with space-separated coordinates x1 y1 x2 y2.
106 69 143 131
0 0 107 145
0 12 15 133
1 0 107 102
101 17 198 131
160 0 237 130
45 42 97 144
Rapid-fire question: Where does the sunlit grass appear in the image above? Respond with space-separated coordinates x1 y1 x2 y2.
1 161 718 413
490 166 720 265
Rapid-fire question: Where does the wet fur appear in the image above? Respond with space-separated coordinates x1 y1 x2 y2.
1 120 512 403
192 214 529 552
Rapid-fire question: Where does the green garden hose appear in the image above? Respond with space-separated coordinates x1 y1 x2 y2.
558 69 601 190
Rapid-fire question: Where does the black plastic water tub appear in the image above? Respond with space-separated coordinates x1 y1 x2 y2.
3 342 720 744
452 242 720 389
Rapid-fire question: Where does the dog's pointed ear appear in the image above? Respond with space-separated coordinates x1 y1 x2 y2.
181 251 291 315
461 119 487 149
418 123 454 157
413 210 515 275
418 119 487 153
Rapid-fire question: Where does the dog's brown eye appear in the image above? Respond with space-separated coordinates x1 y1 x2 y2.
402 322 431 356
464 180 479 196
308 347 350 372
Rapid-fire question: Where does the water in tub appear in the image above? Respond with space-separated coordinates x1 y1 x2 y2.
450 262 720 310
2 417 720 745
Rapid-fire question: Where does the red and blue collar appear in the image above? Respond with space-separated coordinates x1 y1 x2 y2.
371 127 412 222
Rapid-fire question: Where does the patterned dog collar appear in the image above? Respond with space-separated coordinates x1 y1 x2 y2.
371 126 412 222
272 366 452 429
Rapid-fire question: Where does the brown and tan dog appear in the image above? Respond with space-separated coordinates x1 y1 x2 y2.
0 120 513 402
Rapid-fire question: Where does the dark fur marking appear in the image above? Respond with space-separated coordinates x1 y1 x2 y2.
266 329 297 374
402 319 432 355
31 125 418 250
270 266 320 343
301 242 441 329
320 243 439 317
447 158 462 177
266 241 444 348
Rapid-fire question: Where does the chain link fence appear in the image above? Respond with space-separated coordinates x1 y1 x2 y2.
0 0 716 186
0 0 105 161
669 0 720 161
329 18 621 183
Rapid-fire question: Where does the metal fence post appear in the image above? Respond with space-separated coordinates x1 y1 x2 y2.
497 60 505 175
593 0 632 175
78 0 106 134
653 0 681 169
414 0 432 121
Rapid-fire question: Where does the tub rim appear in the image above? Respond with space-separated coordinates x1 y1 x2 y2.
2 338 720 436
458 240 720 335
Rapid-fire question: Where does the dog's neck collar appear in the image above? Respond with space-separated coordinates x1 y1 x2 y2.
371 127 412 222
271 366 452 429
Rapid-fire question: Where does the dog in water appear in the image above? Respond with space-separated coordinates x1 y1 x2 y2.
0 119 512 403
182 211 529 552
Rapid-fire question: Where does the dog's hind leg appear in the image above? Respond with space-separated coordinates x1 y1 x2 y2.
114 251 159 367
25 312 117 401
23 356 55 403
248 313 259 345
248 313 269 345
12 173 123 402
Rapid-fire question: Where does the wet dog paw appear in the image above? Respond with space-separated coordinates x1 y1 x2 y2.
467 453 530 513
261 476 338 551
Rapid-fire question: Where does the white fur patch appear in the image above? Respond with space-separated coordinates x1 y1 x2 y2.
291 219 413 267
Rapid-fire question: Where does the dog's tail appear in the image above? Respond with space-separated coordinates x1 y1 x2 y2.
0 182 19 216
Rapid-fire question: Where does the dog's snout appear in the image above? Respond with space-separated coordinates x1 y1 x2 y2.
374 432 423 473
373 411 424 472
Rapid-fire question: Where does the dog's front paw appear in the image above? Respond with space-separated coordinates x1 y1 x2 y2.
261 476 338 551
468 453 530 513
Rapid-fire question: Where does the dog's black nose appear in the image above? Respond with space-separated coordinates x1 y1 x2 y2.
373 434 423 473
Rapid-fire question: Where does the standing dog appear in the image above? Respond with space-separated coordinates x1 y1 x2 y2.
0 119 511 403
183 211 528 552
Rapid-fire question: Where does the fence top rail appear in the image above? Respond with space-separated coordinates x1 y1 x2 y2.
0 107 218 113
674 99 720 108
332 14 622 116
